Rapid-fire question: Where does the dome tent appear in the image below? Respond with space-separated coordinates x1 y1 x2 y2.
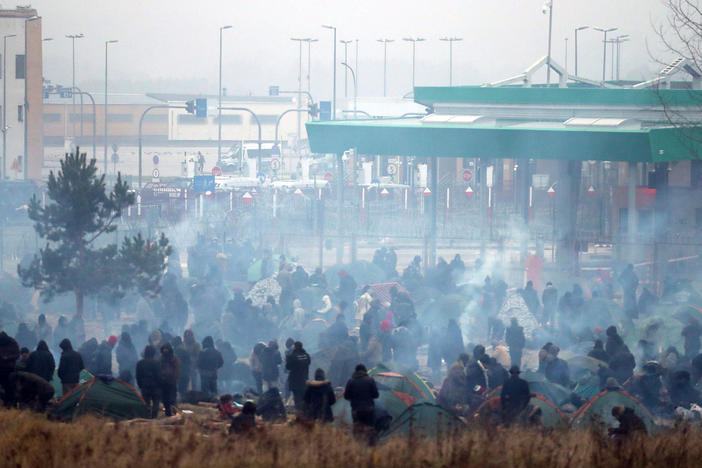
52 376 149 421
571 390 655 432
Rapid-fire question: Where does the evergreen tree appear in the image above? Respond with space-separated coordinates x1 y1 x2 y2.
18 148 171 317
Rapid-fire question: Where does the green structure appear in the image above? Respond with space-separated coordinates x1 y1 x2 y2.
52 376 149 421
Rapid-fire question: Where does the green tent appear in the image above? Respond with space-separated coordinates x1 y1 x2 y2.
50 369 93 398
571 390 655 432
380 402 465 439
474 394 570 428
519 371 572 407
52 376 149 421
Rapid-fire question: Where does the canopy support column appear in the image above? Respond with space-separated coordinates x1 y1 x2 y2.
627 161 638 262
336 153 344 265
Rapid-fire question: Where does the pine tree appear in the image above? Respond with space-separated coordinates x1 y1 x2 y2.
18 148 171 317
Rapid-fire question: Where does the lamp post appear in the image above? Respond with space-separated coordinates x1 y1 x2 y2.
564 37 568 74
2 34 16 179
341 62 357 119
593 27 617 83
614 34 629 80
377 38 394 96
322 25 337 120
542 1 553 85
439 37 462 86
340 40 352 97
574 26 588 76
66 34 84 139
402 37 425 91
355 39 359 94
304 38 318 93
291 37 306 148
217 25 232 163
104 39 118 174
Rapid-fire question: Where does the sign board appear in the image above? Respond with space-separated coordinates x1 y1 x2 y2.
269 86 279 96
532 174 550 190
195 98 207 118
319 101 332 121
59 89 72 98
486 165 494 188
152 168 160 178
387 164 397 175
462 169 473 183
193 175 215 192
270 158 281 171
152 155 159 165
324 172 333 183
211 166 222 176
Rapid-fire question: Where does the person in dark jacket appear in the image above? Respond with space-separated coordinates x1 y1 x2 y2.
542 282 558 326
442 319 464 365
94 335 117 376
172 336 191 397
257 387 286 422
291 266 309 291
26 340 55 383
501 365 531 425
229 401 256 434
344 364 379 429
8 370 54 412
326 314 349 346
588 339 610 363
544 346 570 387
78 338 99 374
520 281 540 316
198 336 224 396
57 338 84 395
669 370 701 408
261 340 282 391
116 332 138 379
136 345 161 419
605 326 625 357
0 331 20 406
609 405 647 438
160 342 181 416
304 368 336 422
505 318 526 368
15 323 37 351
285 341 311 409
682 318 702 359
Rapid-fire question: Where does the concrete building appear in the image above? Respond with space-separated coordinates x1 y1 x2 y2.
0 6 42 180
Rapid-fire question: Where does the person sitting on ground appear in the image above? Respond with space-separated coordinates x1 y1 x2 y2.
609 405 647 438
229 401 257 435
257 387 287 422
16 347 30 371
8 370 54 412
588 339 610 363
303 368 336 423
218 394 241 422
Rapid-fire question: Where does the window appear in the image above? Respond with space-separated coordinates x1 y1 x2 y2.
69 113 95 123
43 113 62 122
106 113 133 123
213 114 242 124
17 105 23 122
177 114 207 125
258 115 278 125
15 55 26 79
142 113 168 123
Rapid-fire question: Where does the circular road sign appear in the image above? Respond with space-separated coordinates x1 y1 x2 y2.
270 158 281 171
462 169 473 183
212 166 222 176
387 164 397 175
152 155 159 165
152 168 160 178
324 172 333 183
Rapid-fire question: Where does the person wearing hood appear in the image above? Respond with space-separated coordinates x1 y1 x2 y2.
136 345 162 418
78 338 99 374
0 331 20 406
501 365 530 424
285 341 311 409
542 282 558 326
605 326 625 359
172 336 191 397
544 345 570 387
26 340 55 383
53 316 70 350
682 318 702 359
669 370 701 409
94 335 118 376
304 368 336 422
183 329 201 392
309 267 327 289
344 364 379 430
35 314 52 348
609 405 647 438
292 265 309 291
292 299 306 330
326 313 349 345
505 318 526 368
250 342 266 394
438 353 470 410
57 338 84 395
261 340 282 391
337 270 358 305
229 401 257 434
160 342 181 416
442 319 465 366
588 339 610 363
198 336 224 396
116 332 139 379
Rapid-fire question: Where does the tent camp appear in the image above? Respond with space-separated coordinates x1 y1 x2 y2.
571 390 655 432
50 369 94 398
475 394 570 428
52 376 149 421
368 282 409 306
380 402 465 439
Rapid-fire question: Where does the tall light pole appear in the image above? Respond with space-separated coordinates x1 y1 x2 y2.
291 37 306 146
217 25 232 162
543 1 553 85
355 39 359 95
340 40 352 97
2 34 17 179
66 34 84 139
402 37 425 91
104 39 118 174
615 35 629 81
322 25 337 120
574 26 588 76
594 27 617 83
564 37 568 74
341 62 357 119
439 37 462 86
304 38 318 93
377 39 393 96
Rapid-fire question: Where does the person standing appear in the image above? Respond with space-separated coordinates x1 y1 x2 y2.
261 340 282 392
0 332 19 407
304 368 336 422
500 365 530 425
57 338 84 395
682 318 702 359
116 332 139 380
159 343 181 416
198 336 224 396
541 282 558 326
344 364 379 436
183 330 201 392
26 340 55 383
505 318 526 368
136 345 161 419
285 341 311 409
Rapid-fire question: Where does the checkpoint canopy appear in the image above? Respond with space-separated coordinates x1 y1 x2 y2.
306 87 702 162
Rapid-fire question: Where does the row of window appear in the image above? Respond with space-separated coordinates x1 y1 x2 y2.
177 114 278 125
0 54 26 79
43 113 169 123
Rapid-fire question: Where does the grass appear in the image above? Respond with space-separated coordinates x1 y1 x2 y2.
1 409 702 467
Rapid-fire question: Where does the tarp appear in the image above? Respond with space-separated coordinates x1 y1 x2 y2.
571 390 655 432
474 394 569 428
380 402 465 439
368 282 409 306
50 369 94 398
52 376 149 421
496 292 540 339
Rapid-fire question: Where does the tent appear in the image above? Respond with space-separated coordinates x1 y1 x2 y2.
368 282 409 306
52 376 149 421
474 394 570 428
50 369 94 398
519 371 572 407
571 390 655 432
496 292 540 339
380 402 465 439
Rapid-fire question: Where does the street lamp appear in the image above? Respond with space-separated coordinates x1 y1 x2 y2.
542 1 553 85
564 37 568 74
322 25 337 120
593 27 617 83
377 38 394 96
340 40 352 97
341 62 357 119
402 37 425 91
2 34 17 179
217 25 232 162
614 34 629 80
291 37 307 146
66 34 84 139
303 38 318 92
574 26 588 76
104 39 118 174
439 37 462 86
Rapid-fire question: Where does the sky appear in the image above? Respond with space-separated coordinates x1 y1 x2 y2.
32 0 676 100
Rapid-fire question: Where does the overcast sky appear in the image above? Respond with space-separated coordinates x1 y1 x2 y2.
33 0 674 99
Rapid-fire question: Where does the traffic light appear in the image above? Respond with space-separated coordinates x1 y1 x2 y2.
185 100 195 114
308 102 319 118
196 98 207 118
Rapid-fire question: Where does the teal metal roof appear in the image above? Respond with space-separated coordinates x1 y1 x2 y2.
414 86 702 108
306 118 702 162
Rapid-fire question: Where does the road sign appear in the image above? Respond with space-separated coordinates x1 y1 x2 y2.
270 158 281 171
153 155 159 165
257 173 266 184
195 98 207 118
380 187 390 196
319 101 332 121
242 191 253 203
324 172 333 183
462 169 473 183
387 164 397 175
465 186 474 197
423 187 432 197
193 175 215 192
211 166 222 176
152 168 160 178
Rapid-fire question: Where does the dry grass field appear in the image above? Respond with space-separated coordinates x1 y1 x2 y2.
1 409 702 467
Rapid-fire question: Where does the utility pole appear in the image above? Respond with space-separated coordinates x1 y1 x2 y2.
322 25 337 120
377 39 394 96
439 37 462 86
574 26 588 77
66 34 84 140
291 38 306 147
340 40 352 98
402 37 425 91
543 1 554 85
594 27 617 83
104 39 118 174
218 25 232 162
304 38 318 93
